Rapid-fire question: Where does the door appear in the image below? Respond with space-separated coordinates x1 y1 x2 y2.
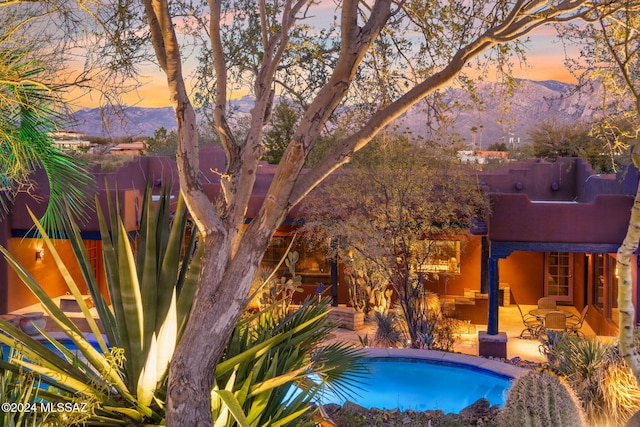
545 252 573 303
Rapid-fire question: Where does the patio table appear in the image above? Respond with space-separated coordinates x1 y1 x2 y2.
528 308 575 320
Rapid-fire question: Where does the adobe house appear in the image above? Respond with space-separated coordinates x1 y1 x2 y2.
1 149 638 347
473 157 638 356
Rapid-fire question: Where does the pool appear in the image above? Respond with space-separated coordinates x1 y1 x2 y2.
1 336 105 362
319 349 526 413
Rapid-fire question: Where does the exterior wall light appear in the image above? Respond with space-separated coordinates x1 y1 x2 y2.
35 247 44 262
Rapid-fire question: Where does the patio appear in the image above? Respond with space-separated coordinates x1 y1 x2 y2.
330 304 604 363
6 296 608 365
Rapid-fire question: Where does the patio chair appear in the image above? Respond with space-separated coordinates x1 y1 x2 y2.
542 311 567 335
537 297 557 310
513 293 543 339
566 305 589 337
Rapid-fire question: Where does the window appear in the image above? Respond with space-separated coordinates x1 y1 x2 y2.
418 240 461 274
592 253 618 326
545 252 573 302
261 236 330 285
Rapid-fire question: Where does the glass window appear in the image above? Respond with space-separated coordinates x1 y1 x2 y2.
545 252 573 302
418 240 461 274
594 254 605 310
260 236 330 285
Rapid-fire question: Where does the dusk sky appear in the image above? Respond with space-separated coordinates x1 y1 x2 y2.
68 21 578 110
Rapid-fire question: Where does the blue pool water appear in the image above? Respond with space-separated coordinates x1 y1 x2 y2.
1 338 103 361
320 357 513 413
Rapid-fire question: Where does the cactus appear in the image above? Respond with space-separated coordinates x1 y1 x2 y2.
499 370 586 427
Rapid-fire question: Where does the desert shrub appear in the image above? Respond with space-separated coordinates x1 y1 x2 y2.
541 332 640 425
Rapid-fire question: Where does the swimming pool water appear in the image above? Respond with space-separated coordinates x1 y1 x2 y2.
320 357 513 413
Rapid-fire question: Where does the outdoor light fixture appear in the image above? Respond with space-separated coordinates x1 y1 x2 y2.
35 247 44 262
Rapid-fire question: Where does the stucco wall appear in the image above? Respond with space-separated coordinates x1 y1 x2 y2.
498 251 545 305
7 238 87 313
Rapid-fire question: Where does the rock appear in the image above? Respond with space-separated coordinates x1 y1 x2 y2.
341 401 368 417
459 398 501 425
322 403 341 417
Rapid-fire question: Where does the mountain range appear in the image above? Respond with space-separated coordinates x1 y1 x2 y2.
70 79 604 146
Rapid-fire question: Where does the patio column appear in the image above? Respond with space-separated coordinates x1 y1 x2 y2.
478 241 510 359
480 236 489 294
487 256 499 335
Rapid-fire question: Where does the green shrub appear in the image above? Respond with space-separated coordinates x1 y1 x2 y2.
541 332 640 425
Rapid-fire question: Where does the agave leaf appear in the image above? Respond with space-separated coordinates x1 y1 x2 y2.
0 250 136 399
137 333 158 408
214 389 251 427
176 242 203 338
14 359 104 398
156 193 188 330
114 218 145 386
62 201 118 351
26 208 108 351
0 318 89 381
249 366 308 397
138 186 158 352
102 406 146 423
96 196 129 348
154 288 177 382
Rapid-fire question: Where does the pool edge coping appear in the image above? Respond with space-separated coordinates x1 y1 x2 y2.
361 348 529 380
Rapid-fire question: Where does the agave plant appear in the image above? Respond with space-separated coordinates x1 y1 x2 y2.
0 185 369 425
0 184 201 425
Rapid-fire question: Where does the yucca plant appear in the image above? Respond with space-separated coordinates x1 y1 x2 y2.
0 184 201 425
213 297 369 427
541 332 640 425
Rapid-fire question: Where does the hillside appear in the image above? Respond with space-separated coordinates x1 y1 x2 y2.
70 79 603 144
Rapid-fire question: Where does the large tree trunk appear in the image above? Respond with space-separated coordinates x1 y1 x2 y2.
618 170 640 382
166 230 271 424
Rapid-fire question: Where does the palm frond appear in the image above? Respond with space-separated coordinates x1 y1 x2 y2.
0 47 94 236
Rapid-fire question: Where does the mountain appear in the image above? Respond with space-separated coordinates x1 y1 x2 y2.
71 106 178 138
70 79 605 144
393 79 605 147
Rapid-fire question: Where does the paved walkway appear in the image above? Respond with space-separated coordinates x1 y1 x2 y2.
329 305 602 364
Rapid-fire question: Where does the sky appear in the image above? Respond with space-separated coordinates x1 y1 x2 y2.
67 18 578 110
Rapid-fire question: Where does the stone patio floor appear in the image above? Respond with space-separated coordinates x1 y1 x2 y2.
328 304 612 364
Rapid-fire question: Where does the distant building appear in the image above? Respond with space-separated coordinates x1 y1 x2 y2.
109 141 147 155
49 130 92 151
458 150 509 165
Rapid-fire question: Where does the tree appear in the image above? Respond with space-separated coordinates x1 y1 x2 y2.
146 126 179 158
134 1 636 423
528 118 620 172
263 99 300 164
7 0 635 422
300 137 482 349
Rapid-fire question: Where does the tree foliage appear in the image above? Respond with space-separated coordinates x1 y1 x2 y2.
263 99 300 164
301 136 483 348
0 47 93 234
528 119 622 172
